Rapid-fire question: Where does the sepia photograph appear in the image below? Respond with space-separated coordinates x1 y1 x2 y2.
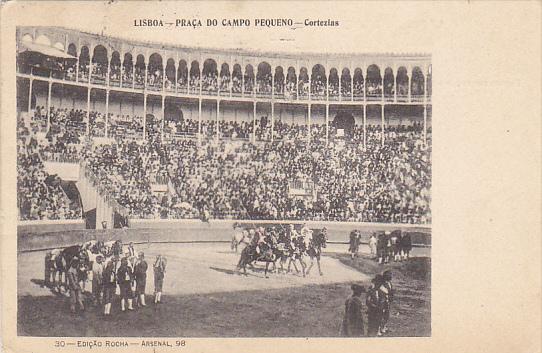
2 2 540 353
15 25 431 337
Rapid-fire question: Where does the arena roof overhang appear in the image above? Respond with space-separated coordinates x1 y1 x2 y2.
19 41 76 60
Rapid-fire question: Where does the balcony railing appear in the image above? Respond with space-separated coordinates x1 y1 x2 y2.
17 65 432 104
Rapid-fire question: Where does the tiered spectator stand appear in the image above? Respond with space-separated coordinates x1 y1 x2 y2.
17 27 432 148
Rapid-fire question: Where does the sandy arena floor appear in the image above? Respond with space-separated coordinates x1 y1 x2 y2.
17 242 430 337
18 243 429 297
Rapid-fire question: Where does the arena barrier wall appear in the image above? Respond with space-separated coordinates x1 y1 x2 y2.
18 219 431 253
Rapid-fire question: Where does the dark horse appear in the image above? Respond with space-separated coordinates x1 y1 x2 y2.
400 232 412 260
237 243 276 278
306 230 328 276
53 245 89 292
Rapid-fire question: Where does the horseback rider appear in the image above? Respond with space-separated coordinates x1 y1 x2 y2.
288 224 299 240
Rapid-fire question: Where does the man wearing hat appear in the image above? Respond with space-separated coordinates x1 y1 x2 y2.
117 257 134 311
366 274 383 336
102 256 118 316
341 283 365 336
91 255 105 306
378 270 394 334
376 232 386 264
127 242 136 258
384 231 392 264
368 233 378 259
134 251 148 307
153 254 167 304
66 258 85 314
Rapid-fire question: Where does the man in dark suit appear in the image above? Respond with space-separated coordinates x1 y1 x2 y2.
117 257 134 311
134 251 148 307
341 284 365 336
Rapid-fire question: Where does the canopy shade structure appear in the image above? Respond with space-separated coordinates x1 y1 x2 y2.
18 41 76 59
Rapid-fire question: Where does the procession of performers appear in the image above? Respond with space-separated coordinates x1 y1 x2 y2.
234 223 328 278
43 240 167 315
42 224 410 332
234 224 414 278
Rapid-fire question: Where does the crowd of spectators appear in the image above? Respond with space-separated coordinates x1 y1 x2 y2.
202 73 218 93
17 106 431 224
79 120 430 223
17 115 82 220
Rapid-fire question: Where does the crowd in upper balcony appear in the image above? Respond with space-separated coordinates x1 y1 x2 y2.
18 45 431 103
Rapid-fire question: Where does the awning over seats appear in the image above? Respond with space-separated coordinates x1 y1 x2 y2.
19 41 76 60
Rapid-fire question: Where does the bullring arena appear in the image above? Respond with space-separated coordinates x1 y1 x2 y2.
18 222 431 337
16 27 431 337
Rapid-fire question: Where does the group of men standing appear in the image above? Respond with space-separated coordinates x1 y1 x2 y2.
46 241 167 316
350 230 412 263
342 270 394 337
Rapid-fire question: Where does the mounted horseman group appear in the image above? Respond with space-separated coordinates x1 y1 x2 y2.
233 223 328 278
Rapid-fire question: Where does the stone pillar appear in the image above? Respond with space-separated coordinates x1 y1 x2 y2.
338 64 342 102
27 78 33 112
106 54 111 87
325 103 329 145
350 62 354 101
253 101 257 142
216 99 220 143
394 65 398 103
363 104 367 148
271 102 275 142
105 90 109 137
144 55 149 91
381 105 385 147
75 40 80 83
307 104 311 143
199 62 203 96
46 81 52 132
174 55 178 94
381 72 384 103
308 66 311 101
407 68 411 103
423 70 428 146
86 88 91 136
88 46 93 85
198 98 202 143
143 94 147 139
271 66 275 100
162 95 166 140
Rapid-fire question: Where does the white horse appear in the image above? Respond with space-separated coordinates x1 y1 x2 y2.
231 229 250 252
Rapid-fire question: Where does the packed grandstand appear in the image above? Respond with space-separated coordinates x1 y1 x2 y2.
16 27 432 225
